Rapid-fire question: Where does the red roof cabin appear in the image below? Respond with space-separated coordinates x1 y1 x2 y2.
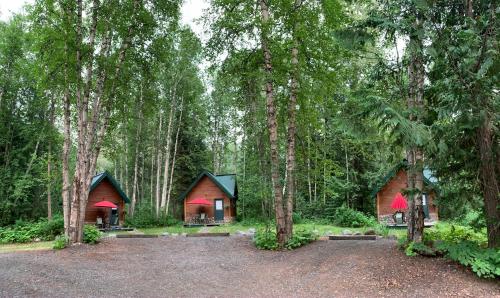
179 171 237 225
371 162 439 226
85 172 130 227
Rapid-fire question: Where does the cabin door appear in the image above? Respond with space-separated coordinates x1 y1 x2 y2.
110 208 119 226
214 199 224 222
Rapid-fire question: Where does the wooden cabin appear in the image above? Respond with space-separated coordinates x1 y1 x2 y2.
85 171 130 226
371 162 438 225
180 171 237 224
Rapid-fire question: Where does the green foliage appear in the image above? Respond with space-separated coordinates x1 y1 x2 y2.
82 225 102 244
254 228 279 250
401 223 496 279
125 202 180 228
254 227 318 250
458 210 486 231
424 222 487 247
374 223 389 237
52 235 68 250
284 229 318 250
436 241 499 279
405 241 435 257
331 206 376 228
0 15 62 226
0 216 64 244
292 212 303 224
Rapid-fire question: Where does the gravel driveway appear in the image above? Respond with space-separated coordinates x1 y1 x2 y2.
0 237 498 298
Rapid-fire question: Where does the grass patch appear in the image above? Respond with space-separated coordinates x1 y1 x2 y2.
0 241 53 253
212 222 406 238
210 223 264 234
138 226 201 235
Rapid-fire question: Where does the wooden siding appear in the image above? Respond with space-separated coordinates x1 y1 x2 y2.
184 176 235 222
85 179 126 225
376 169 438 224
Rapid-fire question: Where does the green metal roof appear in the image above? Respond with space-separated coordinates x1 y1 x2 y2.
370 161 436 198
90 171 130 203
178 170 238 201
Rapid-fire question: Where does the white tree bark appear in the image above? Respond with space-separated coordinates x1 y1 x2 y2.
130 93 143 216
155 112 163 217
166 96 184 216
160 93 176 213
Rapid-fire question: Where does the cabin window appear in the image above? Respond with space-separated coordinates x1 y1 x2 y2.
422 193 429 219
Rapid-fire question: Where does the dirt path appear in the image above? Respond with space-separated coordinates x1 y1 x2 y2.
0 237 498 297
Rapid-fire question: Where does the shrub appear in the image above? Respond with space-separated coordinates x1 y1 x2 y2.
38 215 64 240
401 223 496 279
374 223 389 237
292 212 303 224
53 235 68 250
83 225 102 244
458 210 485 231
331 206 375 227
284 229 318 250
424 222 487 247
254 227 317 250
436 241 499 278
405 241 436 257
124 202 177 228
254 228 278 250
0 216 64 244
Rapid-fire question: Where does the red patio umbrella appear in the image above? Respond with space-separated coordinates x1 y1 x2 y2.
94 200 117 208
187 198 213 205
390 192 408 210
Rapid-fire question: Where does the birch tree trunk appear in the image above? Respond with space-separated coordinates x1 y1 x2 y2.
259 0 286 247
284 4 301 240
47 98 55 220
166 96 184 215
124 130 129 197
62 60 71 235
155 113 163 217
160 95 176 214
307 127 312 203
65 0 138 243
150 149 154 209
130 95 143 216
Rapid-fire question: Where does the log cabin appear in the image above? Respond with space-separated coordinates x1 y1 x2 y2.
371 162 439 225
179 171 237 224
84 171 130 226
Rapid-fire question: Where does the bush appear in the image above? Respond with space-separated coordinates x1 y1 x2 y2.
124 203 178 228
0 216 64 244
83 225 102 244
254 227 317 250
436 241 499 278
284 229 318 250
53 235 68 250
374 223 389 237
254 228 278 250
458 210 486 231
401 223 497 279
405 241 436 257
331 206 375 228
424 222 487 247
38 215 65 240
292 212 303 224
